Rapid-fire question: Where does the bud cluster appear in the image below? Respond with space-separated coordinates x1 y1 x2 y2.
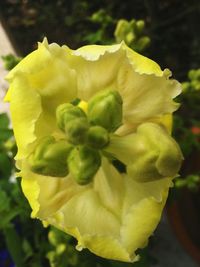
29 89 123 185
114 19 150 52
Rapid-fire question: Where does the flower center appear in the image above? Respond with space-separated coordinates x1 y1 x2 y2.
29 89 123 185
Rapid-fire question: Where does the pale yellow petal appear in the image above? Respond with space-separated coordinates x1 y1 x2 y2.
82 235 137 262
5 39 77 160
121 187 168 254
121 174 171 214
20 155 171 262
59 189 120 237
123 42 163 76
21 177 40 218
69 43 125 100
20 162 87 219
73 43 122 61
8 75 41 161
117 114 172 136
117 61 181 129
93 158 125 218
68 42 181 129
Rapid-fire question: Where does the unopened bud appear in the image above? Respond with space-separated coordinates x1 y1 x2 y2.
68 146 101 185
88 89 123 132
127 123 183 182
115 19 135 44
65 118 89 145
87 126 109 149
29 136 73 177
135 20 145 35
56 103 86 131
135 36 150 52
106 123 183 182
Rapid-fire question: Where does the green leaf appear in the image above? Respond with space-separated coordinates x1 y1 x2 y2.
0 208 22 228
0 113 10 129
1 54 22 70
0 129 13 141
0 153 12 178
4 226 25 267
22 238 34 259
0 189 10 212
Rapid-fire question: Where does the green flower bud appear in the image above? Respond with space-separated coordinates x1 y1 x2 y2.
188 69 198 80
134 36 150 52
29 136 73 177
87 126 109 149
56 244 66 255
126 32 135 45
48 230 60 246
135 20 145 35
127 149 165 181
68 146 101 185
129 19 137 40
88 89 123 132
106 123 183 182
65 117 89 145
114 19 125 43
191 80 200 91
56 103 86 132
115 19 136 45
127 123 183 182
46 251 56 264
181 81 190 92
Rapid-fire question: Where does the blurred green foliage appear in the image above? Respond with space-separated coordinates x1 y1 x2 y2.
175 174 200 192
173 69 200 191
0 113 14 180
0 113 48 267
83 9 115 45
174 69 200 155
182 69 200 92
1 54 22 70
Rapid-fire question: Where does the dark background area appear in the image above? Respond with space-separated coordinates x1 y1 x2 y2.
0 0 200 80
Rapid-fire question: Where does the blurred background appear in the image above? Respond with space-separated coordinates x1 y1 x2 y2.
0 0 200 266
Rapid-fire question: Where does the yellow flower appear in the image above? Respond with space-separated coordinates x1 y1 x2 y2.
5 39 182 262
